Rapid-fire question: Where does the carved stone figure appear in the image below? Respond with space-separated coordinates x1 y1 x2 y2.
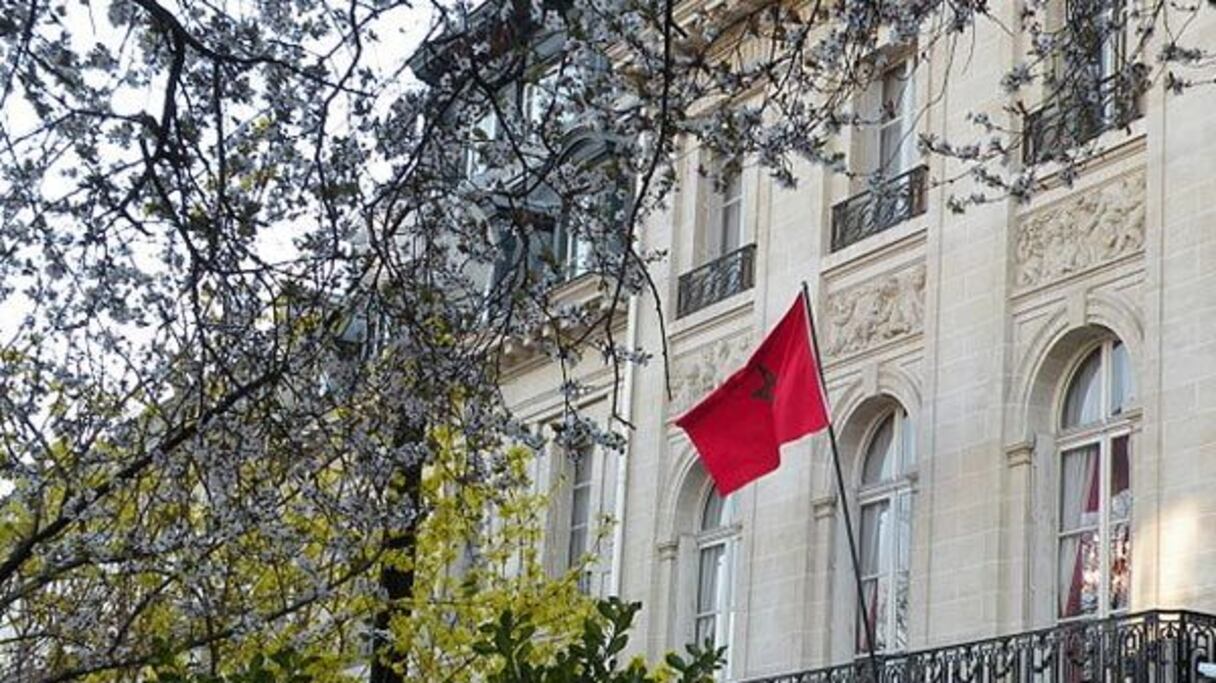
824 264 927 359
669 333 753 413
1015 169 1146 289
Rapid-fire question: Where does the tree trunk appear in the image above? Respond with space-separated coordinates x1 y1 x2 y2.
369 455 423 683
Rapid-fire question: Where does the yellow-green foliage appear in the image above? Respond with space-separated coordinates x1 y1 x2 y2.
387 432 596 680
135 427 597 682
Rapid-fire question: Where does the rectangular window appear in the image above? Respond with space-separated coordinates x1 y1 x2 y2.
1026 1 1138 164
465 109 497 177
525 66 575 137
858 500 890 653
854 56 917 179
695 540 734 650
877 59 916 177
1058 444 1101 619
1057 425 1132 622
567 451 593 593
1109 435 1131 612
704 156 743 262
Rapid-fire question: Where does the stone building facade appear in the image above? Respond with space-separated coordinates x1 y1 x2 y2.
438 2 1216 680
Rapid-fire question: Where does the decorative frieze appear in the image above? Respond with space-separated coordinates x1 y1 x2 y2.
824 264 926 360
1014 169 1146 290
669 333 753 413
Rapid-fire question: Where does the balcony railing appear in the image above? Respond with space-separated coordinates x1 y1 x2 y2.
1024 74 1144 166
745 610 1216 683
831 165 928 253
676 243 756 318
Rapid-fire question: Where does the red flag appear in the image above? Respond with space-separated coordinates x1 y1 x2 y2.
675 292 829 494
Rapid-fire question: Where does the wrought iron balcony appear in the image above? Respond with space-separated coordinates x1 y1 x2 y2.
831 165 928 253
745 610 1216 683
676 243 756 318
1023 74 1144 166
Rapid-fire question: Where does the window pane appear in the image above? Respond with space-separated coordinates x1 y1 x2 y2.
1110 435 1131 522
1110 522 1131 611
879 62 914 174
1110 340 1134 415
701 490 735 531
697 545 725 614
720 202 741 254
1060 445 1101 533
467 110 497 176
704 157 740 261
567 527 587 568
527 218 558 275
863 414 897 485
893 570 909 651
860 500 889 576
571 486 589 527
570 237 591 277
1062 348 1103 428
857 577 887 653
573 452 592 485
1110 436 1132 611
880 121 905 175
1059 530 1100 618
695 615 716 648
881 65 909 123
889 495 912 652
724 169 741 203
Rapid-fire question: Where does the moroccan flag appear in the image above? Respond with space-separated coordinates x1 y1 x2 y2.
675 292 830 494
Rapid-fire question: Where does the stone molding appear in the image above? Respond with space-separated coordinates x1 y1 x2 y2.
657 539 679 561
1005 438 1035 468
811 495 838 520
824 263 926 360
669 333 753 413
1014 169 1146 291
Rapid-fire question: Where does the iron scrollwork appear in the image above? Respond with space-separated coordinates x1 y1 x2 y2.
831 165 929 253
744 610 1216 683
676 243 757 318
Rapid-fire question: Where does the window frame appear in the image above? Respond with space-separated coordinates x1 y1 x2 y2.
875 57 918 178
855 406 916 655
524 62 576 139
701 153 746 264
693 486 740 675
566 448 594 594
465 108 499 178
1055 338 1136 623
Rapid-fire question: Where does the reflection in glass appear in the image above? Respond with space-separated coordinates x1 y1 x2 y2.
1110 341 1135 414
1059 445 1101 619
1062 348 1102 429
695 485 737 667
701 488 735 532
857 406 915 653
862 414 896 485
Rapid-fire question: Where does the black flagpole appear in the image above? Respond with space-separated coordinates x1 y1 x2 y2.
801 281 881 682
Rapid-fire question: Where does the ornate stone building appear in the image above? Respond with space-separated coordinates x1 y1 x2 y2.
420 2 1216 681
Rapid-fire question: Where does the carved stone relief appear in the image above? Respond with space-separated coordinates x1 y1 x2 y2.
824 264 926 360
1015 169 1146 290
669 333 753 414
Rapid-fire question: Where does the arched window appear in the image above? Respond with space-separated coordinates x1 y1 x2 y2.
857 406 915 653
1057 339 1134 621
695 487 739 663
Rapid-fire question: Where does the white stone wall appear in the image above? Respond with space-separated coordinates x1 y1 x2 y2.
498 5 1216 679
